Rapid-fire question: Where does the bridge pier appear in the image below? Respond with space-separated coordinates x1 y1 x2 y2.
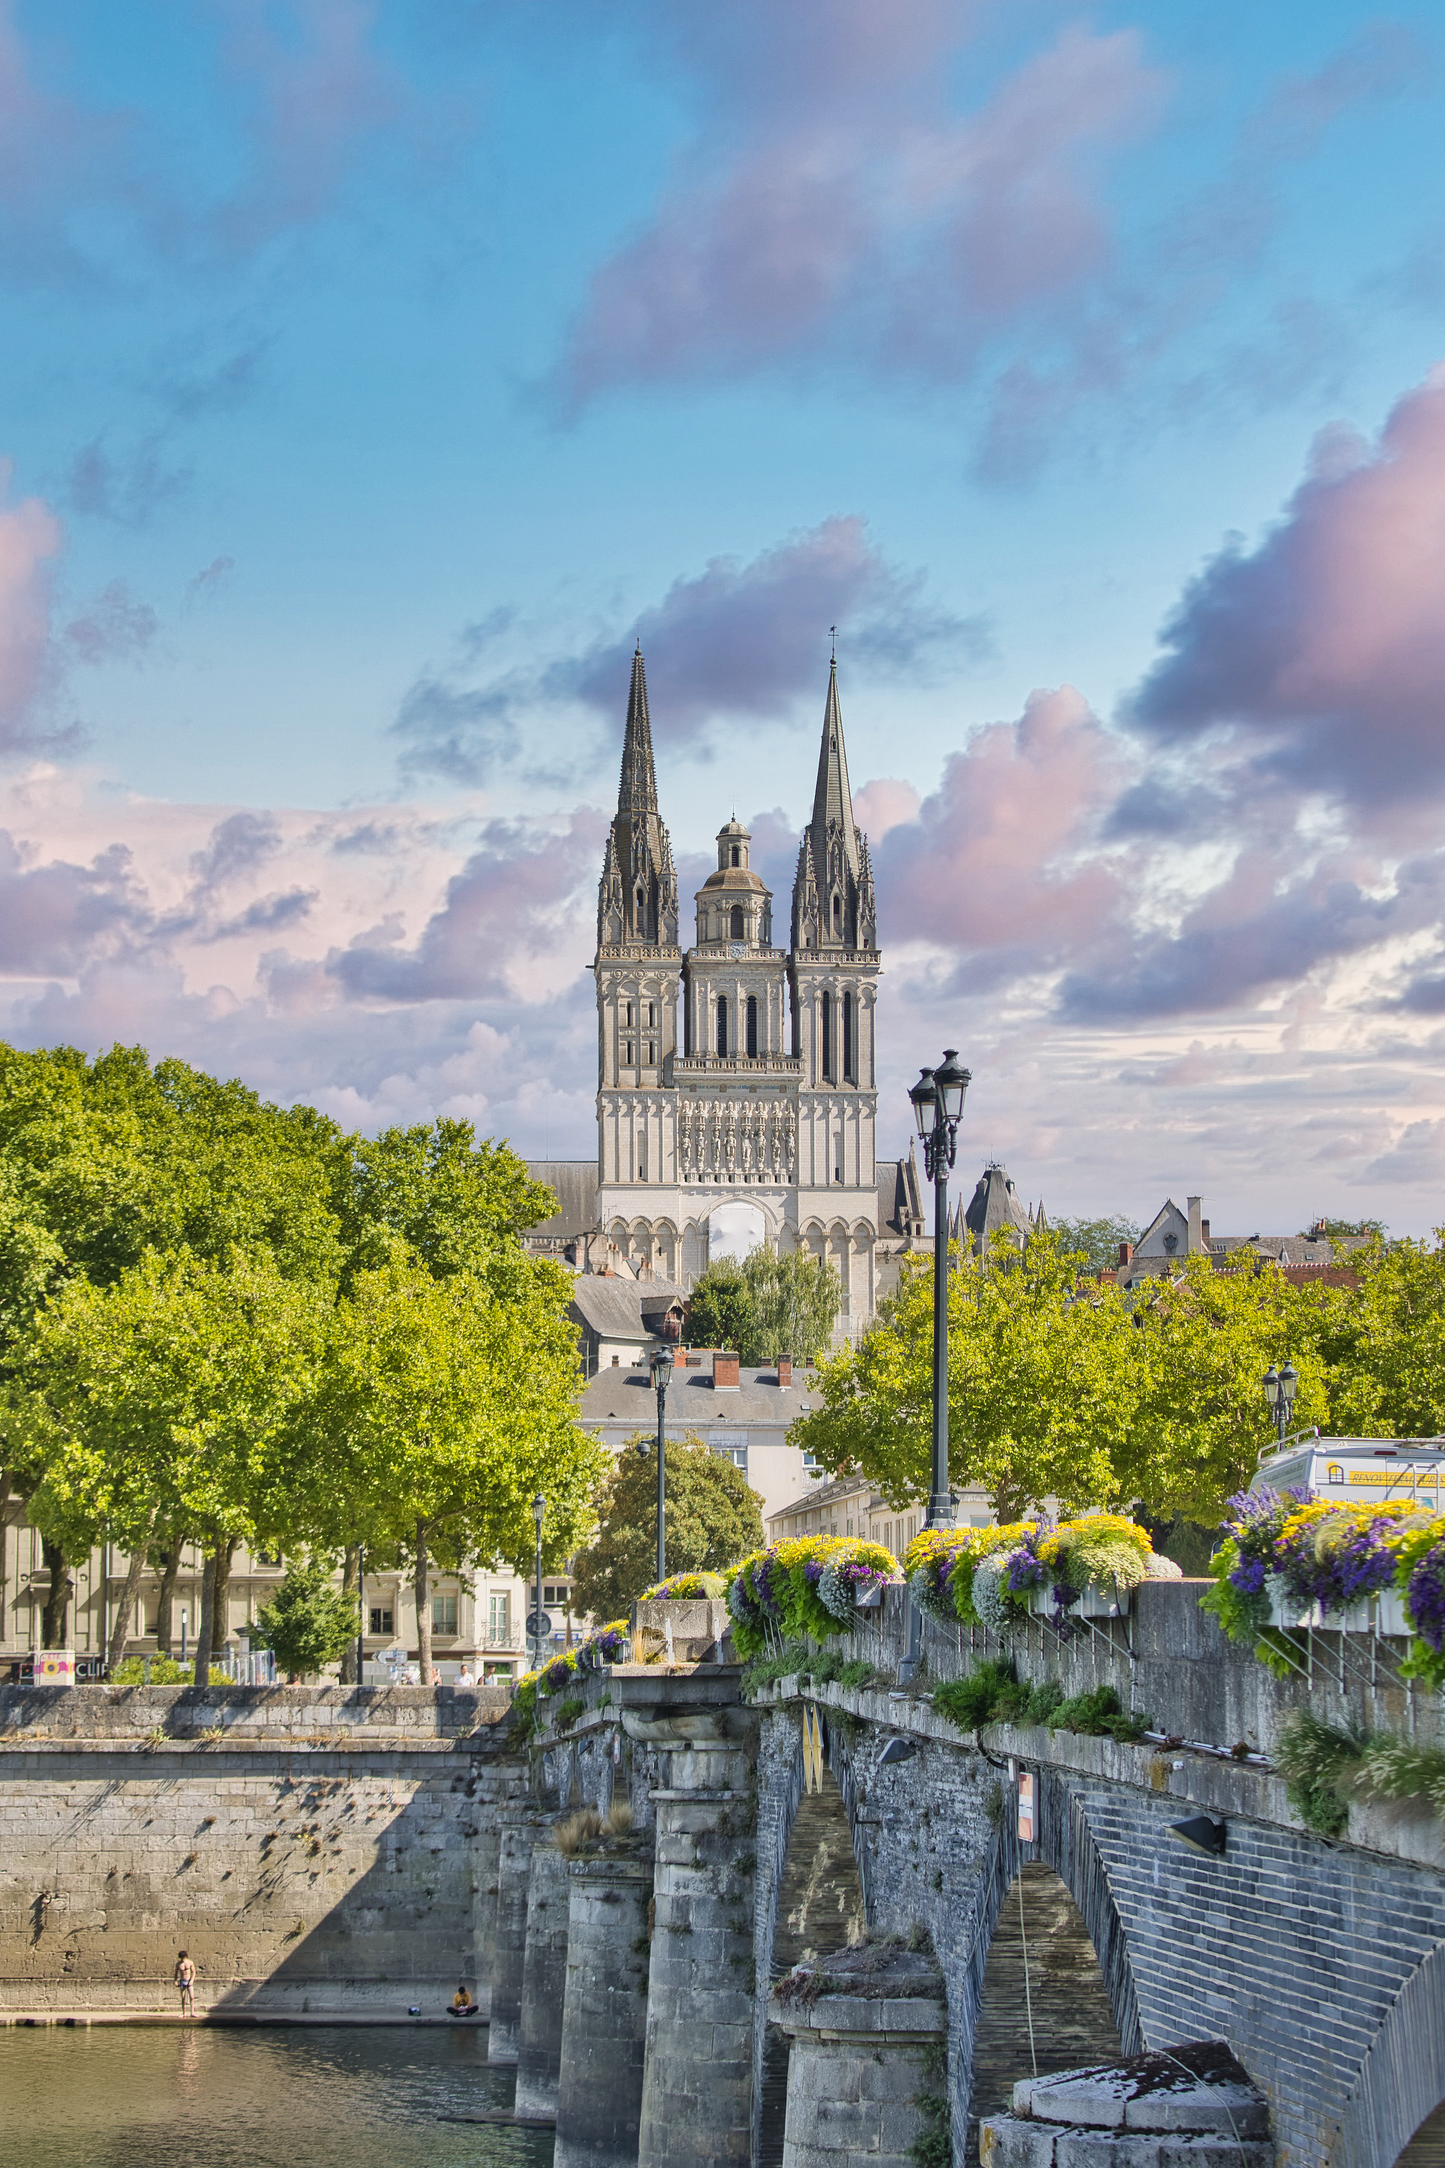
553 1849 654 2168
470 1818 501 2020
487 1804 547 2065
515 1831 572 2118
767 1943 948 2168
632 1706 760 2168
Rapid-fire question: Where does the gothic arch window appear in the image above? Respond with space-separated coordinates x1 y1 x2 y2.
746 995 758 1058
842 991 854 1083
731 904 745 940
832 893 842 937
821 991 833 1082
716 996 728 1058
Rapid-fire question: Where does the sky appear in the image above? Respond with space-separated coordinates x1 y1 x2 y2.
2 0 1445 1234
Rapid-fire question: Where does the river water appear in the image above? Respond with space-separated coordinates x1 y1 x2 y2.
0 2024 553 2167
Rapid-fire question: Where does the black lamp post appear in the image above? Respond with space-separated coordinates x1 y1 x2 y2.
644 1345 674 1583
908 1049 971 1529
531 1494 546 1671
1263 1361 1298 1442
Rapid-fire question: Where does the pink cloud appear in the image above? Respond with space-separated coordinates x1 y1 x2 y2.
852 778 920 840
875 686 1124 954
1130 364 1445 816
556 11 1164 406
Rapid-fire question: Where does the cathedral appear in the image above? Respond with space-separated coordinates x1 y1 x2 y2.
560 646 887 1328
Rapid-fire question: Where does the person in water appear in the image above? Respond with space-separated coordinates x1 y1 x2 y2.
174 1950 196 2016
449 1982 478 2018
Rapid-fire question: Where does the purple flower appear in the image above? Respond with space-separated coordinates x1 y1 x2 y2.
1229 1556 1267 1595
1406 1537 1445 1652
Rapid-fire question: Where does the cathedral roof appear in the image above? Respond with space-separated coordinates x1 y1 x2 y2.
961 1162 1031 1253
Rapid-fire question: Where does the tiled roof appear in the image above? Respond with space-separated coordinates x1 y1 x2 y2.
578 1362 819 1430
568 1278 686 1341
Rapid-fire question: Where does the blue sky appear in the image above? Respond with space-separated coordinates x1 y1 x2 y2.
3 0 1445 1233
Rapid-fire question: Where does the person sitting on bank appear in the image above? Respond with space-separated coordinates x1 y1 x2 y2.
449 1983 478 2018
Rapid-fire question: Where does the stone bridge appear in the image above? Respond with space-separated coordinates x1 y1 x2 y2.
7 1588 1445 2166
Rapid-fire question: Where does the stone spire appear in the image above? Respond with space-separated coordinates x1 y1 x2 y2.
597 648 678 949
792 658 869 951
617 645 659 814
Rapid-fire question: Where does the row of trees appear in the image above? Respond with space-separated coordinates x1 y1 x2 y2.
0 1043 605 1672
793 1228 1445 1528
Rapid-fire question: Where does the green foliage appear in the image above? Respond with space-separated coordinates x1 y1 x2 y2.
933 1661 1147 1741
1306 1218 1386 1239
553 1696 586 1731
684 1243 842 1366
569 1433 764 1624
250 1555 359 1679
337 1120 556 1288
795 1230 1343 1525
110 1655 192 1683
1051 1215 1141 1274
1274 1713 1364 1838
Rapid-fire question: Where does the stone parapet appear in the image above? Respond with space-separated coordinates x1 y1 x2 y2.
979 2042 1274 2166
554 1848 654 2168
0 1682 511 1742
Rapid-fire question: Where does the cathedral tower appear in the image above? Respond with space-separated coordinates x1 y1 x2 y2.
595 650 682 1258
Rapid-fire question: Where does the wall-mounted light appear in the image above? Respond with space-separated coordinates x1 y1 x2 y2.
1167 1815 1226 1856
878 1736 919 1766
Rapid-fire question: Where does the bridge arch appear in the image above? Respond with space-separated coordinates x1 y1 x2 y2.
1334 1938 1445 2167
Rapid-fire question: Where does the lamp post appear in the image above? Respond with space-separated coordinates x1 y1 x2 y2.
1263 1361 1298 1442
645 1345 674 1584
908 1049 971 1529
531 1495 546 1672
356 1541 365 1690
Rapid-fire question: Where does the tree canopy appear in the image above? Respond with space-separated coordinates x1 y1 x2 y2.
790 1227 1403 1525
684 1243 842 1365
569 1433 765 1623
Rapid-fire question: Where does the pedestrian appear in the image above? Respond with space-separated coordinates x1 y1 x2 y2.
174 1949 196 2017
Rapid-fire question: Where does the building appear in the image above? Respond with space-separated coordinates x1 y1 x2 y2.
1117 1196 1372 1289
578 1348 823 1528
528 649 900 1332
764 1470 996 1554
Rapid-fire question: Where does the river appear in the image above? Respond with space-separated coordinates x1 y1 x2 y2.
0 2023 553 2166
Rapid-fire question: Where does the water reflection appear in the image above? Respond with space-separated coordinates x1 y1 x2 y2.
1 2025 552 2167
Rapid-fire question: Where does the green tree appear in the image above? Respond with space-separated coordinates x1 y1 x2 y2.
1320 1231 1445 1438
685 1244 842 1365
251 1555 359 1680
295 1256 606 1677
569 1433 764 1624
1051 1215 1141 1274
684 1257 758 1359
337 1119 556 1288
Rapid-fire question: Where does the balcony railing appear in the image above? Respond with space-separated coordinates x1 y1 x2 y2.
673 1054 802 1076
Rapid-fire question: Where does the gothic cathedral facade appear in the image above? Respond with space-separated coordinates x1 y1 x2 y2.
594 648 882 1327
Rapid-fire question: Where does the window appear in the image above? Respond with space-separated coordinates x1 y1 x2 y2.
746 995 757 1058
488 1593 510 1641
625 1000 633 1027
646 1001 655 1027
624 1041 633 1065
369 1606 394 1637
544 1584 570 1608
730 904 744 939
716 995 728 1056
842 991 854 1082
845 1519 853 1537
637 1137 648 1181
257 1548 281 1567
646 1042 654 1066
432 1592 458 1634
731 845 740 867
820 992 833 1080
833 893 842 935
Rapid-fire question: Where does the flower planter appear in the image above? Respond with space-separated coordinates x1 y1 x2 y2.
1336 1600 1374 1634
1076 1580 1131 1620
1266 1577 1323 1630
853 1584 885 1610
1373 1591 1410 1636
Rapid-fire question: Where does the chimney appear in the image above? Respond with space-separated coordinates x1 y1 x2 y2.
1201 1218 1211 1243
713 1350 740 1391
1187 1195 1203 1252
777 1355 793 1388
1118 1241 1134 1267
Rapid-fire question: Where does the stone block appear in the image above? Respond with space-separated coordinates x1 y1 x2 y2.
979 2120 1057 2167
1031 2078 1129 2130
1054 2136 1162 2168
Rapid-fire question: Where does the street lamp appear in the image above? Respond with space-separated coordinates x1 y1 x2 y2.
531 1494 546 1671
909 1048 971 1529
646 1345 674 1584
1263 1361 1298 1442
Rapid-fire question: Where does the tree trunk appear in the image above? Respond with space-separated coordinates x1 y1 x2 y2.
194 1548 216 1686
153 1544 181 1657
209 1539 237 1672
415 1519 432 1681
339 1546 361 1683
107 1524 154 1675
0 1473 11 1620
40 1535 72 1649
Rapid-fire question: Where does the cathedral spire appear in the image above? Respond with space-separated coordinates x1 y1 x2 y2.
597 647 678 950
792 656 867 951
617 645 659 815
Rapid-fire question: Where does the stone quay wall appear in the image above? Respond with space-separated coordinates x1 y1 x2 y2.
0 1684 522 2018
